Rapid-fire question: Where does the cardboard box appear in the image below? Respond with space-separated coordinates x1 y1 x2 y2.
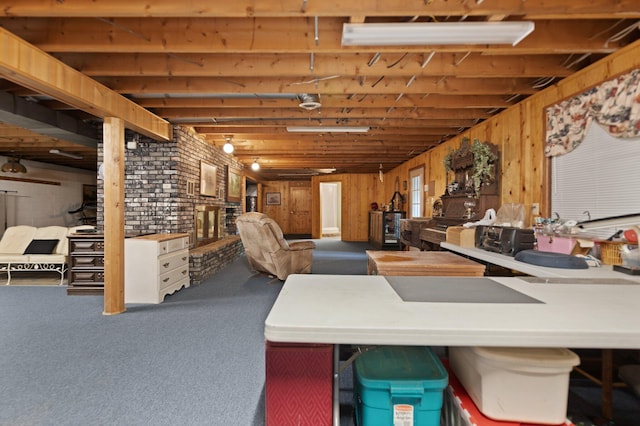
446 226 477 248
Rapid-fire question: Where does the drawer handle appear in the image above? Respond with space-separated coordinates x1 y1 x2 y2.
163 262 170 268
163 277 170 283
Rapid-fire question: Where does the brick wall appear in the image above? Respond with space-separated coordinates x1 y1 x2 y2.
189 236 244 285
97 125 245 283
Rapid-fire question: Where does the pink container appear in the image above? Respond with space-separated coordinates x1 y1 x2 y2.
535 234 578 255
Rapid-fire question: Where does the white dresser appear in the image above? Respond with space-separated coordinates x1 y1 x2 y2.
125 233 190 304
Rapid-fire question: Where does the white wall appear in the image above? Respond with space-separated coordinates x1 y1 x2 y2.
320 182 341 235
0 155 96 235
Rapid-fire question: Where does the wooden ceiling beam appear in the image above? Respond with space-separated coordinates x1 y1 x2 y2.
154 107 492 120
189 117 477 127
0 18 625 55
242 157 425 166
0 136 74 144
0 27 172 141
2 0 637 19
135 94 513 109
233 147 436 155
222 137 441 146
52 52 574 78
201 128 460 137
232 151 437 159
97 76 539 95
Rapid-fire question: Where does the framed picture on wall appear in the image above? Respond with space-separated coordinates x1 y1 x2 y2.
226 166 242 202
200 161 218 197
265 192 281 205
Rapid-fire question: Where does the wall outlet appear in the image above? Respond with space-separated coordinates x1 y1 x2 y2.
532 203 540 216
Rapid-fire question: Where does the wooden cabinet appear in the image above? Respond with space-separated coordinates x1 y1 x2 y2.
125 233 190 304
422 142 500 250
440 193 500 225
368 211 406 249
67 233 104 295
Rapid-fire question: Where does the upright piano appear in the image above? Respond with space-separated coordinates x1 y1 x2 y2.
420 193 499 250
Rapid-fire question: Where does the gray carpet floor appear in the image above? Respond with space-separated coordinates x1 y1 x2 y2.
0 238 638 425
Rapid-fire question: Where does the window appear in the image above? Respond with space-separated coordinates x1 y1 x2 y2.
552 123 640 239
409 167 424 218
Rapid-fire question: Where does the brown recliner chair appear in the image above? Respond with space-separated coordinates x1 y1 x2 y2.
236 212 316 281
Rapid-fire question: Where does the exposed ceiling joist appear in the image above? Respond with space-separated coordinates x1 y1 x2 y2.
0 1 638 179
0 27 171 141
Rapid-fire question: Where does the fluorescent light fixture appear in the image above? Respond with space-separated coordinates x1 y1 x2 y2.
342 21 535 46
286 126 370 133
49 149 83 160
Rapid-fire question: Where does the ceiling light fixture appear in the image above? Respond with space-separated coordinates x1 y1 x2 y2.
342 21 535 46
286 126 370 133
49 149 83 160
251 159 260 171
223 137 234 154
1 157 27 173
314 168 337 174
298 93 322 110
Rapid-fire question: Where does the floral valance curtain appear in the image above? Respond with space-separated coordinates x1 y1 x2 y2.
545 68 640 157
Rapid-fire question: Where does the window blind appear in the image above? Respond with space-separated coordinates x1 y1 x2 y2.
551 122 640 238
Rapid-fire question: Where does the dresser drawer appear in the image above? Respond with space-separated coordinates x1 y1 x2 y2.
158 265 189 290
71 255 104 268
70 270 104 285
70 240 104 253
158 249 189 275
158 236 188 255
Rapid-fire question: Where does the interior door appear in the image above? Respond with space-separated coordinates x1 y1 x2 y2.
289 186 312 234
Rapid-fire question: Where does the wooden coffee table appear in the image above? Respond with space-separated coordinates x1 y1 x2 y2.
366 250 485 276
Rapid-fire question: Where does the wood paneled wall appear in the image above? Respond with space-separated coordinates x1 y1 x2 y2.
271 40 639 241
384 39 640 227
261 180 312 234
261 180 294 231
311 173 383 241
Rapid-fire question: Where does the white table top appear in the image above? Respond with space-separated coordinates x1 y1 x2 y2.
264 274 640 349
440 242 640 281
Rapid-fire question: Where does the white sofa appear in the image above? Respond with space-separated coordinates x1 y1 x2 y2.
0 225 94 285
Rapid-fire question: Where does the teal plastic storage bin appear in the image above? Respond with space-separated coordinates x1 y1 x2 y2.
354 346 448 426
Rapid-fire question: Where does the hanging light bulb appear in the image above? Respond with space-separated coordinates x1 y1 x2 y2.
251 159 260 171
1 157 27 173
378 163 384 183
223 137 234 154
